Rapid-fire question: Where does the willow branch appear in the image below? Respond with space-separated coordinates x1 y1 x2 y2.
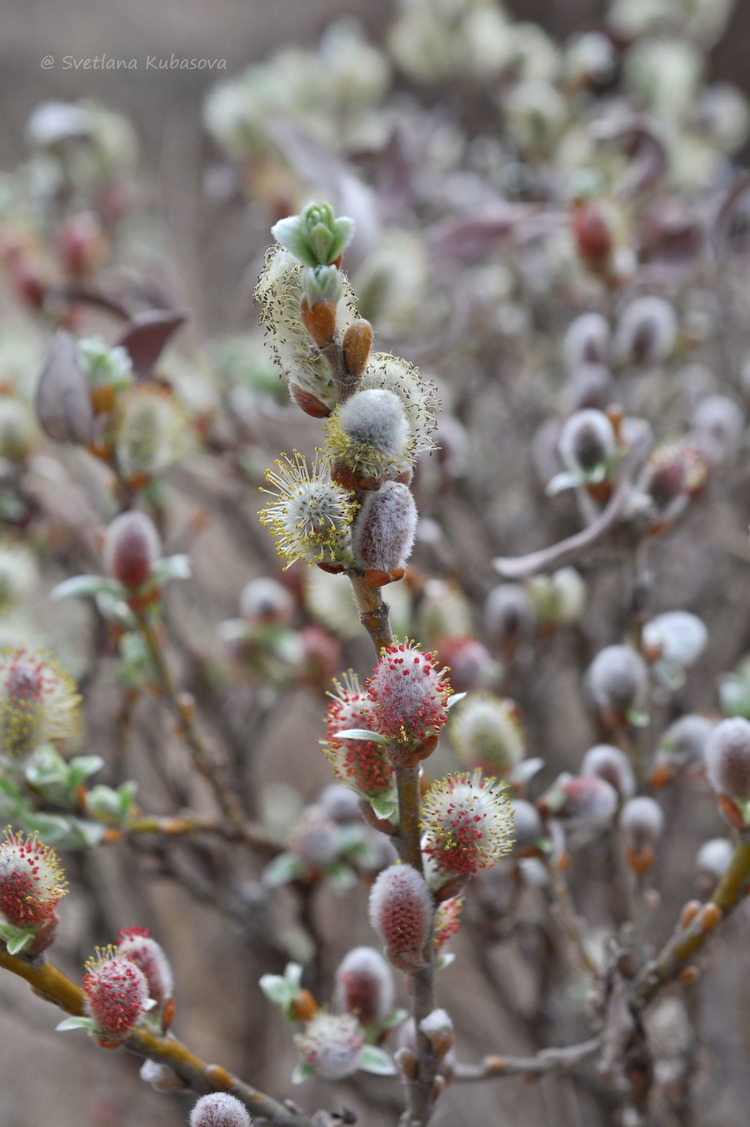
0 946 313 1127
544 858 601 982
631 836 750 1010
494 422 653 580
454 1035 603 1082
102 812 282 859
322 320 438 1127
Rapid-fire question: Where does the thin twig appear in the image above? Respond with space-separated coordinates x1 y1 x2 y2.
454 1035 603 1082
631 836 750 1010
102 812 282 858
493 422 653 580
544 858 600 983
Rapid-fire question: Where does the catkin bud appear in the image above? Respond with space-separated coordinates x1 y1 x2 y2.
0 543 38 615
239 578 294 626
359 353 438 459
419 1008 454 1060
689 394 744 468
642 611 707 668
695 838 733 888
343 319 374 380
324 672 395 802
189 1093 253 1127
620 796 664 874
116 927 174 1016
0 396 37 460
334 946 395 1026
537 775 618 842
112 385 191 483
351 480 417 584
580 744 636 801
563 313 611 371
651 713 715 786
436 637 496 694
369 863 433 972
705 718 750 803
558 409 617 477
586 645 649 726
613 296 678 366
103 511 161 590
0 648 81 760
139 1059 184 1093
484 584 536 653
642 439 707 518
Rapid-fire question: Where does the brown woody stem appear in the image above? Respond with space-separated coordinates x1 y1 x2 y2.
454 1035 603 1082
102 812 282 859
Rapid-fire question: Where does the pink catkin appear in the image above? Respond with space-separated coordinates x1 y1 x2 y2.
369 864 432 970
83 950 149 1039
0 830 67 927
325 677 394 797
334 946 394 1026
421 773 514 878
103 510 161 589
116 927 173 1010
367 642 451 744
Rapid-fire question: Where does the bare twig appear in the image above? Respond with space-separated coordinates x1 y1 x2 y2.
454 1035 603 1082
493 422 653 580
631 836 750 1010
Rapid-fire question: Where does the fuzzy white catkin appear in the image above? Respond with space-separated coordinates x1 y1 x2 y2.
613 295 678 366
351 481 417 572
620 796 665 849
558 408 616 474
359 352 438 456
333 388 411 472
189 1093 253 1127
586 645 649 715
563 312 611 371
705 717 750 801
581 744 636 800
